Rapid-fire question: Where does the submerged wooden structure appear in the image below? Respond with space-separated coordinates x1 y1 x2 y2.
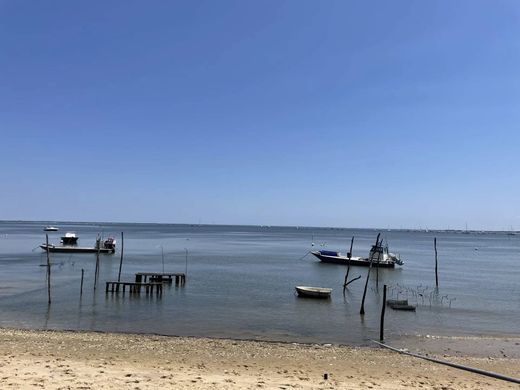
105 281 163 295
135 272 186 285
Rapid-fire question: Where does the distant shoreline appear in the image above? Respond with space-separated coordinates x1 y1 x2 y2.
0 219 516 233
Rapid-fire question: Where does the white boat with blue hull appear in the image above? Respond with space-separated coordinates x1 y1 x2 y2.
312 241 403 268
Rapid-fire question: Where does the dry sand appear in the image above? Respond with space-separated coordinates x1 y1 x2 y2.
0 328 518 389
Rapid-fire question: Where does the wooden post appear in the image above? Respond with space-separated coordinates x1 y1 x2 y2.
434 237 439 288
117 232 124 282
80 269 84 297
185 248 188 276
161 246 165 274
376 238 382 289
380 284 387 342
46 234 51 305
360 233 380 315
94 237 100 290
343 236 355 293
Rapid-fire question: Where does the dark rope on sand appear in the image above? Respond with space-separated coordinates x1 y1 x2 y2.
371 340 520 385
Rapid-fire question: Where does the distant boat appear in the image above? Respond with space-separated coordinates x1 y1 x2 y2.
311 240 403 268
44 226 58 232
295 286 331 299
41 237 116 254
60 232 78 245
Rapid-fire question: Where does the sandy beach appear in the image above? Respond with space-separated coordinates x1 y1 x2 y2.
0 328 518 389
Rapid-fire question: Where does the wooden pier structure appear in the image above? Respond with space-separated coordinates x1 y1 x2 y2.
105 281 163 295
135 272 186 285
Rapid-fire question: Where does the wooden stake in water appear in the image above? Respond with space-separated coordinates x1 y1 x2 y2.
185 248 188 275
380 284 387 342
343 236 355 293
94 237 100 290
434 237 439 288
161 246 164 273
80 268 84 297
46 234 51 305
376 251 380 289
360 233 380 315
117 232 124 282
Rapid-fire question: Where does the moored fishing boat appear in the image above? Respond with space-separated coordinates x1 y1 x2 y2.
41 237 116 254
311 239 403 268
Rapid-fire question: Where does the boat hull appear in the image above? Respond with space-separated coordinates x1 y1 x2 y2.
295 286 331 299
311 252 395 268
40 245 115 254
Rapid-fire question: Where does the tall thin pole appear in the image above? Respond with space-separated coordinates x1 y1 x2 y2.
184 248 188 275
80 268 84 297
161 246 165 273
380 284 387 342
434 237 439 288
360 233 380 315
46 234 51 304
94 236 100 290
376 251 380 289
343 236 355 293
118 232 124 282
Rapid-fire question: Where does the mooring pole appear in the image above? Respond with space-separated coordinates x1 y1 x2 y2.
117 232 124 282
434 237 439 288
380 284 387 341
161 246 165 273
94 238 100 290
80 268 84 297
360 233 380 315
185 248 188 275
376 253 379 289
46 234 51 305
343 236 355 293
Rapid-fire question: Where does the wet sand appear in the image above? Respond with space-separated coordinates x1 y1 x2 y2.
0 328 518 389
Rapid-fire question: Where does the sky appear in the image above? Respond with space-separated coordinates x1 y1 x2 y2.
1 1 519 230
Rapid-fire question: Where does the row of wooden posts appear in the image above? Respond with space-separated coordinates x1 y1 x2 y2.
340 233 441 341
46 232 124 303
46 232 187 303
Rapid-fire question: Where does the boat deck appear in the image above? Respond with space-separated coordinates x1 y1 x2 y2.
40 244 115 254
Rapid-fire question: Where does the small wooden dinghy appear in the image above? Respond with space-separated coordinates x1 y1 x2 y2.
295 286 332 299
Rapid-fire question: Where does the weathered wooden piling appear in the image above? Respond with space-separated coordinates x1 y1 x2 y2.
434 237 439 288
185 248 189 275
360 233 380 315
376 248 380 289
105 281 163 295
343 236 355 293
46 234 51 304
94 238 100 290
380 284 387 342
117 232 124 282
80 268 84 297
135 272 186 285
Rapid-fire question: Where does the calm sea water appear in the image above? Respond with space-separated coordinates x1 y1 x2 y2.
0 221 518 345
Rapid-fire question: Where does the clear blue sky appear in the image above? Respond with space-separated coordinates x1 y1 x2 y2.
1 1 519 230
